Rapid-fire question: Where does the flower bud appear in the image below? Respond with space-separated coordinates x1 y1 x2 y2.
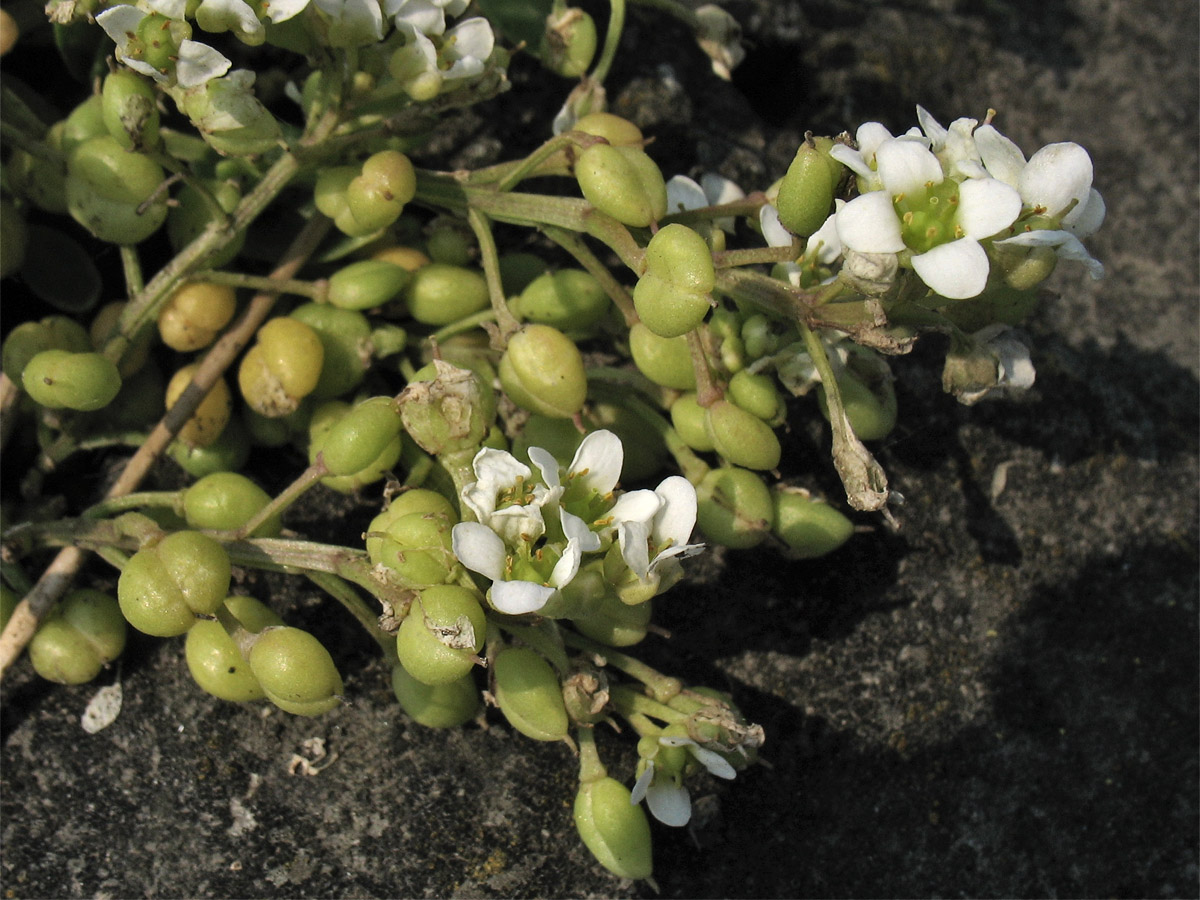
397 359 493 456
628 322 696 390
704 399 782 471
396 585 486 686
176 69 283 158
575 143 667 228
165 363 233 448
238 317 324 417
391 664 480 728
498 324 587 419
772 488 854 558
695 466 773 549
573 777 653 881
775 141 837 237
29 589 126 685
492 646 569 742
118 530 232 636
21 349 121 412
249 626 343 716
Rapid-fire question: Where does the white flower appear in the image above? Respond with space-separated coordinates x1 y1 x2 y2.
829 121 925 192
315 0 384 47
384 0 468 35
914 105 986 179
96 3 231 87
451 508 589 615
461 447 560 546
835 139 1022 299
629 734 737 827
611 475 705 582
528 430 622 548
666 173 745 232
389 16 494 99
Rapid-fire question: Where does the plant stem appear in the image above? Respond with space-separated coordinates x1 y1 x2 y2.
305 571 396 660
543 225 639 327
465 207 521 342
233 458 330 540
591 0 627 85
191 269 328 300
562 630 681 703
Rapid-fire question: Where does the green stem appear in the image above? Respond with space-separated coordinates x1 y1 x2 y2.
120 245 145 298
305 571 395 660
465 207 522 341
82 491 182 520
686 328 723 406
591 0 627 85
609 683 687 724
494 132 581 193
233 458 330 540
562 630 681 703
576 725 608 783
191 269 327 300
543 225 638 327
429 308 499 344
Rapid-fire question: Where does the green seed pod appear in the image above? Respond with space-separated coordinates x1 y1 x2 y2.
318 395 404 477
669 392 715 452
60 95 107 156
66 135 168 244
366 508 457 586
540 7 597 78
772 489 854 558
775 141 836 238
183 471 281 537
22 349 121 411
165 364 233 448
728 369 783 422
288 304 383 401
704 399 782 471
573 777 654 881
645 222 716 293
816 370 897 442
740 313 784 361
28 589 126 685
391 664 480 728
575 112 644 146
403 263 490 326
492 646 569 742
314 165 358 221
2 315 91 381
575 143 667 228
185 595 284 702
327 259 411 311
168 413 251 476
498 324 587 419
307 399 403 493
628 322 696 390
513 269 609 334
376 487 459 522
633 273 711 339
571 592 652 647
8 121 69 215
238 317 324 418
249 626 343 717
118 530 232 636
168 178 245 269
396 360 493 457
396 585 487 686
695 466 773 549
344 149 416 233
425 219 474 267
101 70 161 151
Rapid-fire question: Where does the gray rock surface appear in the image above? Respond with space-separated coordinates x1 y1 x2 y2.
2 0 1197 897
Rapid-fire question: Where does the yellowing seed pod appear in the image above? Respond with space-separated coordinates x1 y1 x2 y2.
165 364 233 448
238 317 324 417
157 282 237 351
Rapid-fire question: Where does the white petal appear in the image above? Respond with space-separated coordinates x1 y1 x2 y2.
701 173 744 207
262 0 310 22
759 203 793 247
175 41 232 88
450 522 507 581
836 192 905 254
527 446 561 491
689 745 737 780
956 177 1021 239
618 520 651 579
548 539 582 589
828 143 873 180
146 0 186 17
648 541 705 576
607 489 661 527
804 204 843 264
442 16 493 79
666 175 707 214
96 6 146 47
910 238 990 299
646 780 692 827
651 475 698 549
973 124 1026 188
996 230 1104 279
1019 142 1092 219
389 0 446 34
915 105 947 148
1063 187 1106 237
876 139 943 196
490 579 556 615
630 762 654 805
855 122 894 162
560 508 602 554
569 430 623 495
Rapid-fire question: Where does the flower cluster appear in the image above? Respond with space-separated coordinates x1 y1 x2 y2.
823 107 1104 300
450 431 704 616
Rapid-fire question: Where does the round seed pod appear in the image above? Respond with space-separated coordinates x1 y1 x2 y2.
396 585 486 686
403 263 489 326
575 143 667 228
628 322 696 390
695 466 774 549
183 471 281 537
772 489 854 558
704 399 781 471
118 531 232 637
238 317 324 418
249 626 344 716
391 664 480 728
498 324 587 419
816 370 897 442
165 364 233 449
573 777 654 881
21 349 121 412
185 595 284 702
28 589 126 685
66 134 168 245
775 141 836 238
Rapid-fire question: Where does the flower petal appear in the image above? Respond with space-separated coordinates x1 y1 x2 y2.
490 579 556 615
646 779 692 827
527 446 561 491
910 237 990 299
804 204 843 264
996 230 1104 279
1019 141 1092 219
261 0 311 22
973 124 1026 188
915 105 947 148
666 175 707 214
560 508 602 554
876 139 943 196
607 489 661 528
569 429 623 495
836 192 905 254
651 475 698 549
630 762 655 805
855 122 894 163
450 522 506 581
759 203 793 247
617 520 651 580
689 745 737 780
96 5 146 47
1063 187 1106 237
175 40 233 88
956 177 1021 239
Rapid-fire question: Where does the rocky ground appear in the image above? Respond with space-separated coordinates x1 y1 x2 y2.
2 0 1197 897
